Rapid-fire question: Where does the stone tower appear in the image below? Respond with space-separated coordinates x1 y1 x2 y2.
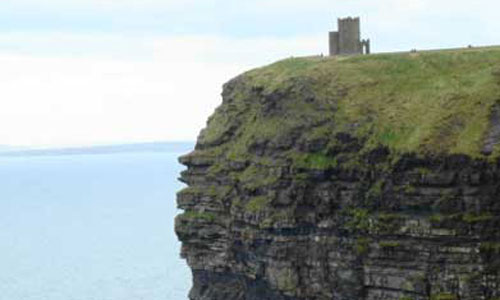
329 17 370 56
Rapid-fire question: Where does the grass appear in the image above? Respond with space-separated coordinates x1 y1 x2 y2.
462 213 493 223
339 51 497 156
355 237 371 255
366 180 384 199
290 152 338 169
430 293 458 300
480 242 500 254
238 164 279 190
179 211 216 222
237 47 500 158
245 196 272 213
346 208 371 231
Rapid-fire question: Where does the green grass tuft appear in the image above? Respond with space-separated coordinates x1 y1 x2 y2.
179 211 216 222
291 152 337 169
245 196 271 213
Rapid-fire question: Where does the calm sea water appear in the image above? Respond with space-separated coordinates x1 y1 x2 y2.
0 151 191 300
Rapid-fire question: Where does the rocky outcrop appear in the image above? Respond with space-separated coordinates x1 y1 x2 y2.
176 52 500 300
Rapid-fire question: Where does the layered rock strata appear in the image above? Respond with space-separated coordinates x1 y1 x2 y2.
176 51 500 300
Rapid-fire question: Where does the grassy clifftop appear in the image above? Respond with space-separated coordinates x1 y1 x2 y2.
179 46 500 300
201 46 500 161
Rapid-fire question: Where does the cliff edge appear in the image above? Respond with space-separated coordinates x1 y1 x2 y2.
176 48 500 300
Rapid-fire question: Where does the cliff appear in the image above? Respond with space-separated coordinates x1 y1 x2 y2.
176 48 500 300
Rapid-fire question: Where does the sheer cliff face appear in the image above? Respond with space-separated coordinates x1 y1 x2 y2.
176 51 500 300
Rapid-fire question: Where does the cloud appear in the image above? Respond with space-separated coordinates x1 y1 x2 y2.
1 0 498 41
1 0 499 146
0 33 323 146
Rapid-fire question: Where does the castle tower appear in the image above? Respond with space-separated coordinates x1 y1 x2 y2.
329 17 370 56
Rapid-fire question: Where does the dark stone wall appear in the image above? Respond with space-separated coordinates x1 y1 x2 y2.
329 31 340 56
338 17 361 55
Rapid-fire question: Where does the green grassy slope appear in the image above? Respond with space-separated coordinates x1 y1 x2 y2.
202 46 500 160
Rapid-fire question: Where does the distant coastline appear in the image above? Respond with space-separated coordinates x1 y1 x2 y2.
0 141 195 157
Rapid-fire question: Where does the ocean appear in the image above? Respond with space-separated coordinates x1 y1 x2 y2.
0 149 192 299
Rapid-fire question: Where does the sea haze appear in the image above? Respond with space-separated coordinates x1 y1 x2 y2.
0 141 194 156
0 142 193 300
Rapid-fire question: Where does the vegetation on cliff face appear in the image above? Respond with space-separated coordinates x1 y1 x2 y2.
177 47 500 300
201 46 500 159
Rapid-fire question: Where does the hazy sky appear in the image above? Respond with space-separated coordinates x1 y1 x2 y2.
1 0 498 147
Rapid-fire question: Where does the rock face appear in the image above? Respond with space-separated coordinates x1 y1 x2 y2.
176 51 500 299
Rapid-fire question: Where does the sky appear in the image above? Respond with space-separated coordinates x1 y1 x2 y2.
0 0 499 147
